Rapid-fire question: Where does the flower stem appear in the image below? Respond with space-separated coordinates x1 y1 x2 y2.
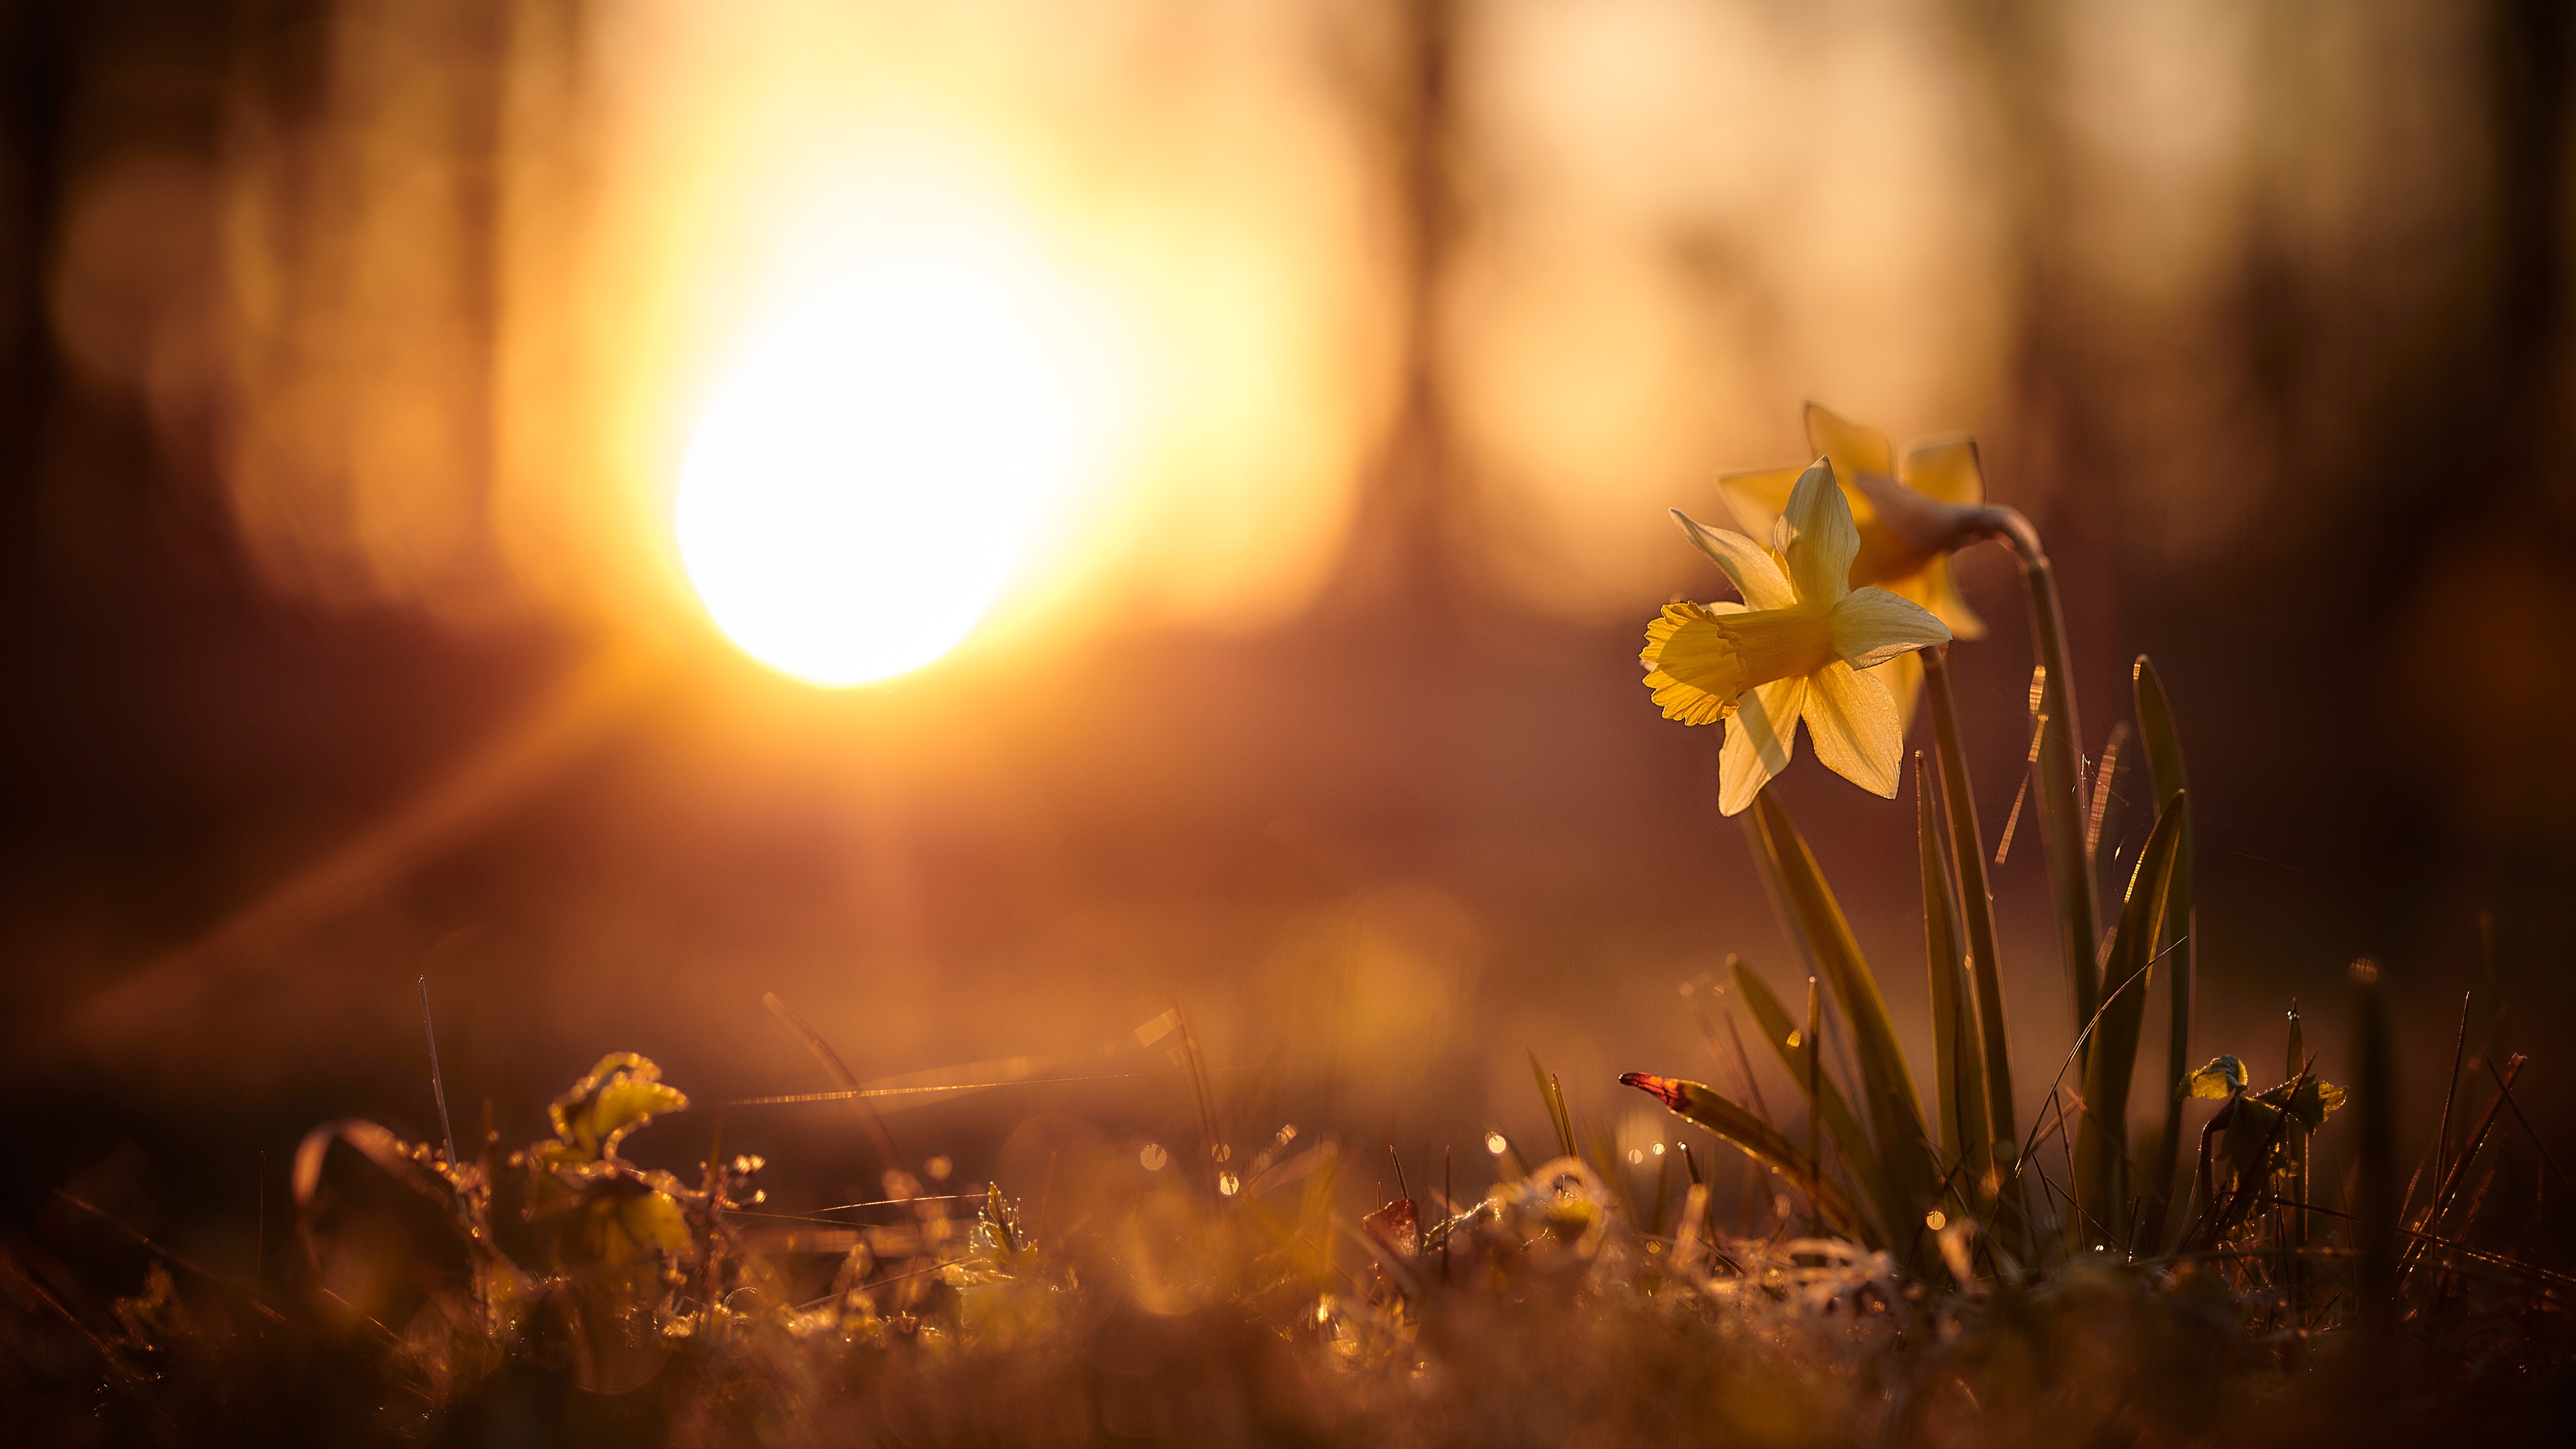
1923 645 2027 1258
1993 509 2102 1074
1921 649 2016 1161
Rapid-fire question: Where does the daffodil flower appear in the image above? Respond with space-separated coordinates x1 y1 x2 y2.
1717 403 2004 724
1641 460 1952 814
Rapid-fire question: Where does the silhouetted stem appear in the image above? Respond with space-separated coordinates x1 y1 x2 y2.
1992 509 2102 1073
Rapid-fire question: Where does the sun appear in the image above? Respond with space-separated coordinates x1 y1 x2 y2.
677 246 1089 687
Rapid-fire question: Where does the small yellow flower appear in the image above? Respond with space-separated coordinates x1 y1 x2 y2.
1717 402 1996 724
1642 460 1952 814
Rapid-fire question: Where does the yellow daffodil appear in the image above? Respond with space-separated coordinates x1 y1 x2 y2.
1717 402 2000 724
1642 460 1953 814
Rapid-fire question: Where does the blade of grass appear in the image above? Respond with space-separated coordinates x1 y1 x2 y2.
2413 992 2475 1224
1993 716 2041 867
2284 1000 2308 1306
2084 722 2131 877
764 991 902 1171
1732 965 1871 1173
1805 975 1822 1226
1732 959 1894 1245
1918 755 1989 1201
417 975 460 1172
2351 959 2398 1347
1529 1051 1576 1159
1746 792 1937 1246
2404 1054 2527 1278
1717 962 1774 1124
1619 1074 1874 1244
2131 657 2194 1251
1923 647 2019 1226
2073 792 2188 1244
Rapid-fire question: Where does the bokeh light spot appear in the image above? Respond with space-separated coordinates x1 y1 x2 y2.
678 253 1085 687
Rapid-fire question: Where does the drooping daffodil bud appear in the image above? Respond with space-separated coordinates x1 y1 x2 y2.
1715 403 2013 727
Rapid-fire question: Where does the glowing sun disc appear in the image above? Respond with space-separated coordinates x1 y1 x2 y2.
678 259 1083 686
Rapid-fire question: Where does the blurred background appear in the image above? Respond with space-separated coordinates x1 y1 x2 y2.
4 0 2573 1250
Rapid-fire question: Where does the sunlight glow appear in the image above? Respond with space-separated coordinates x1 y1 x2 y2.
678 243 1091 687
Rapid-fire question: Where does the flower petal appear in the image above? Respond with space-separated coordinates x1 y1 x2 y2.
1715 602 1839 684
1804 401 1894 480
1830 585 1952 669
1912 555 1986 641
1874 650 1925 736
1802 661 1901 799
1672 509 1796 610
1783 461 1860 606
1720 675 1806 815
1900 435 1985 506
1640 601 1742 725
1714 466 1802 546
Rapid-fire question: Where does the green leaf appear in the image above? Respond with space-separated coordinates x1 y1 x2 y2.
574 1186 694 1268
1919 755 1988 1191
2075 792 2190 1241
2182 1055 2246 1099
2211 1071 2338 1202
1924 648 2020 1248
2133 655 2196 1252
1746 793 1937 1246
1619 1074 1874 1244
549 1053 689 1161
1731 961 1880 1214
1529 1051 1576 1160
2253 1075 2345 1134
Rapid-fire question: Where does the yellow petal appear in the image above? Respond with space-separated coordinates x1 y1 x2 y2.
1720 675 1806 815
1641 601 1741 725
1672 508 1796 610
1873 651 1925 735
1712 601 1839 684
1803 401 1894 481
1913 555 1986 641
1802 660 1901 798
1714 466 1802 545
1900 435 1985 506
1782 462 1859 605
1829 585 1952 669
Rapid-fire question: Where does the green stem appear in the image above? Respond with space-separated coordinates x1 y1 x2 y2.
1921 649 2017 1161
1922 646 2025 1257
1994 511 2102 1073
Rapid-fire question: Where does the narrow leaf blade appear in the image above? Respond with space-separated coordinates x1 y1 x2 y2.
1747 792 1937 1241
2132 655 2196 1251
2074 791 2189 1242
1924 647 2019 1233
1621 1074 1874 1244
1919 755 1989 1194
